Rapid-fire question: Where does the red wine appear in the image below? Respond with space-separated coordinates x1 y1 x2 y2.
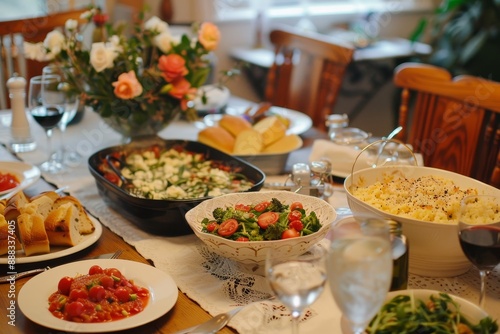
31 106 64 130
459 226 500 270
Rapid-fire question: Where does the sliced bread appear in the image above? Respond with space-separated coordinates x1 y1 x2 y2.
17 212 50 256
52 196 95 234
44 202 83 246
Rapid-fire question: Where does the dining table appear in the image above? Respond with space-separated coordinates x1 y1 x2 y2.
0 95 499 334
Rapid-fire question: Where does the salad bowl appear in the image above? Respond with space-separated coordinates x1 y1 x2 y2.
184 190 336 270
88 136 265 236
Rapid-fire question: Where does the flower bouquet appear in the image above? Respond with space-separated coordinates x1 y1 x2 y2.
23 7 221 139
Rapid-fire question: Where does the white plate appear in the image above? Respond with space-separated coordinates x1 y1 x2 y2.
0 161 41 196
0 216 102 264
224 105 313 135
18 259 178 333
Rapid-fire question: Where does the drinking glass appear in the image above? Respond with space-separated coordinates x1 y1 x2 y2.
265 245 327 334
327 217 393 334
458 194 500 308
28 75 65 173
42 65 81 167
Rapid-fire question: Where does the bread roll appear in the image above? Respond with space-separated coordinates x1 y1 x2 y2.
262 134 303 153
44 202 83 246
17 212 50 256
198 126 235 154
219 115 252 137
253 116 287 147
52 196 95 234
233 129 263 155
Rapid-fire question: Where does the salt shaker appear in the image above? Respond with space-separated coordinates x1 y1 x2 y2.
291 163 311 196
7 74 36 152
325 113 349 139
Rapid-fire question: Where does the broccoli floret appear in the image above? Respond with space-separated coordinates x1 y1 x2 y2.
301 211 322 235
267 198 289 213
212 208 226 223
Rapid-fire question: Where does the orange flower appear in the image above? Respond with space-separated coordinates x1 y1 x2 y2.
167 77 196 110
112 71 143 99
198 22 220 51
158 54 188 82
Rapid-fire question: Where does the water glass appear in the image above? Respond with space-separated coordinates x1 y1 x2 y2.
327 217 393 334
265 245 327 334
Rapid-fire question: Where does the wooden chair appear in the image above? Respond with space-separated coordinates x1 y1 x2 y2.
0 9 87 109
394 62 500 188
265 26 354 131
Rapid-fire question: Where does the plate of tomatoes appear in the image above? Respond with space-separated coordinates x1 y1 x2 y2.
18 259 178 332
0 161 40 197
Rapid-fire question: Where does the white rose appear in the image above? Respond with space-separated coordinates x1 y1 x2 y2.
65 19 78 31
107 35 123 53
154 31 172 53
90 42 116 72
144 16 169 34
23 42 50 61
43 29 65 57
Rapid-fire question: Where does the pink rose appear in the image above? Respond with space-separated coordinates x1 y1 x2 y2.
198 22 220 51
112 71 143 99
158 54 188 82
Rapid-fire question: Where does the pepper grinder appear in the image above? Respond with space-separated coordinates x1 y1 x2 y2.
7 73 36 152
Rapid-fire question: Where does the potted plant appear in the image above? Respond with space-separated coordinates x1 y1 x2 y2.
410 0 500 80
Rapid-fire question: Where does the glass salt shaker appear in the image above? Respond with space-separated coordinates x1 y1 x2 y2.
325 113 349 140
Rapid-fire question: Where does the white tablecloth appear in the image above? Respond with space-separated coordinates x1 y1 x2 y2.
1 108 499 333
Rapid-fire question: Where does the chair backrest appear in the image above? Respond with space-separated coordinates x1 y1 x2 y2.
265 26 354 131
0 9 87 109
394 62 500 188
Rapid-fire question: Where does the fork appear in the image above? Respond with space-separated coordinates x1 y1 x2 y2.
0 250 123 283
172 305 245 334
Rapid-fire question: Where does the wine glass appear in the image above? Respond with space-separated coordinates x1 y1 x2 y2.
42 65 82 168
327 217 393 334
28 75 65 173
458 194 500 308
265 245 327 334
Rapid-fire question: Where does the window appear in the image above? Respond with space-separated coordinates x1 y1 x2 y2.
203 0 434 22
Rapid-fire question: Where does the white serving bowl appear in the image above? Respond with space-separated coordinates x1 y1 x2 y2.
344 165 500 277
366 289 492 332
185 191 336 267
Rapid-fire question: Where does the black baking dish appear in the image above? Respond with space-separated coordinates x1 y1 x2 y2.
88 136 265 236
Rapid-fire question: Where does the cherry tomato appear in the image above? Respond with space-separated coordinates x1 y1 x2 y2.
69 288 88 301
235 203 251 212
100 275 115 289
206 221 218 232
104 268 122 280
104 172 120 185
151 145 161 158
65 301 84 317
290 202 304 211
236 237 249 242
254 201 270 212
115 286 131 303
218 219 238 237
88 265 103 275
57 276 73 295
257 212 279 229
89 285 106 302
288 210 302 221
282 228 300 239
289 220 304 231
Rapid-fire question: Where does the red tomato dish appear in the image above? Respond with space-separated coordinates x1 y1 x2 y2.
0 172 19 192
48 265 150 323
